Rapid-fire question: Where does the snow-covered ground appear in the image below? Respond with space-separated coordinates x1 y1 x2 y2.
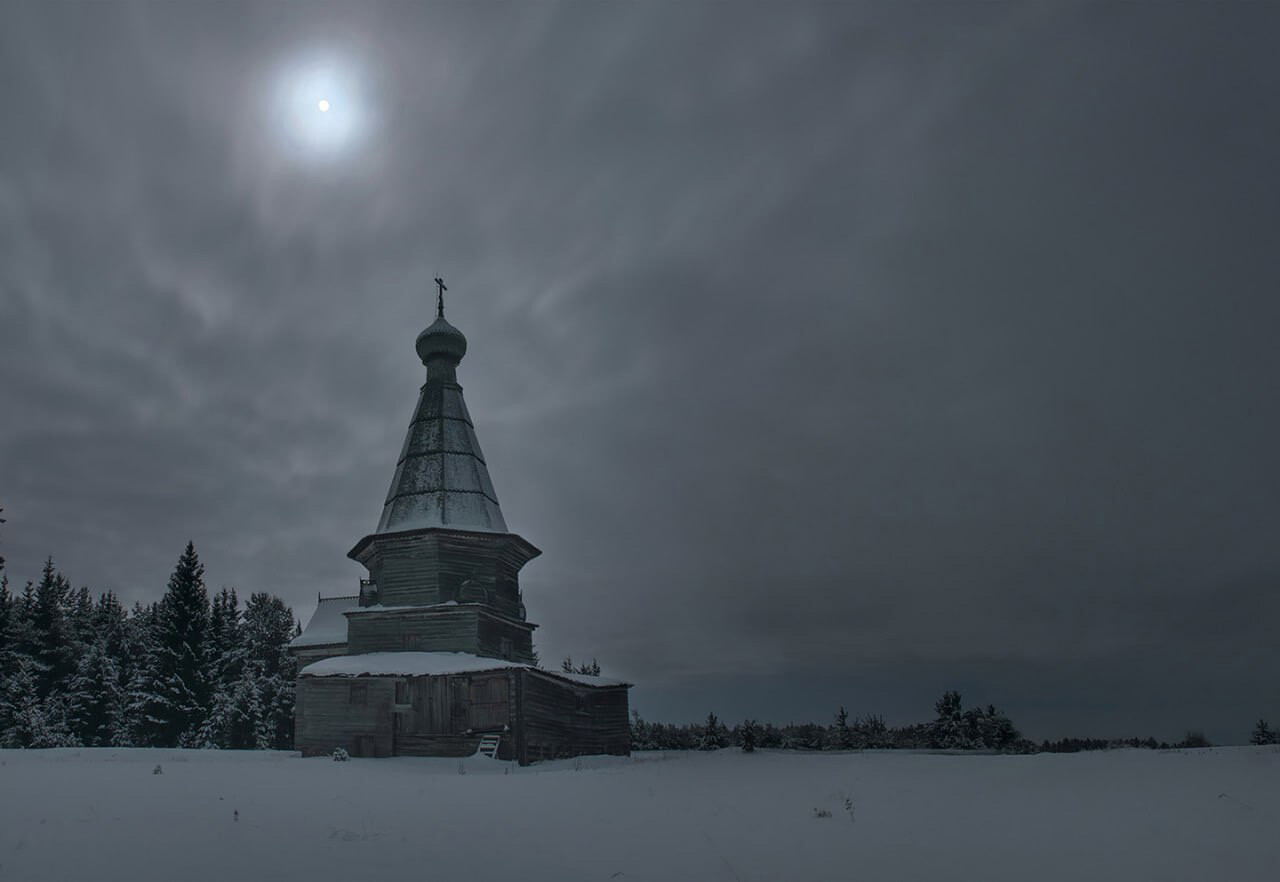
1 746 1276 881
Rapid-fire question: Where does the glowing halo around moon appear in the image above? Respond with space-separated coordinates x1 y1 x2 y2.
270 57 367 159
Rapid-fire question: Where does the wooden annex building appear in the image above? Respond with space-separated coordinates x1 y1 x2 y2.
290 284 631 764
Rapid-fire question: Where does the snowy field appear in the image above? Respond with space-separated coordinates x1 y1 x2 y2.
1 746 1277 882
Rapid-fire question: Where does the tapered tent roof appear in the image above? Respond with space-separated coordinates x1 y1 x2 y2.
376 305 508 534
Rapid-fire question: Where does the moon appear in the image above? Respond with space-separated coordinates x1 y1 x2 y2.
270 57 367 159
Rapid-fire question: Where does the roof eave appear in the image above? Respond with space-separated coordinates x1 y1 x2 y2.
347 526 541 563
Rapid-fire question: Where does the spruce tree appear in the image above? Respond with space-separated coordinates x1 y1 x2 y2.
133 542 212 746
32 692 77 747
231 670 268 749
1250 719 1276 746
201 666 265 750
198 588 243 748
739 719 758 753
0 580 35 682
67 640 124 746
976 704 1021 749
833 706 854 749
698 712 728 750
930 690 974 749
857 714 889 749
94 592 129 670
241 592 297 749
630 710 658 750
29 558 75 695
0 657 46 747
209 589 244 692
68 585 95 650
120 601 158 744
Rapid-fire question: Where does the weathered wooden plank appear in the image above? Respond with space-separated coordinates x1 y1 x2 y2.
344 605 536 661
516 670 631 762
299 668 628 764
348 529 537 617
295 678 396 757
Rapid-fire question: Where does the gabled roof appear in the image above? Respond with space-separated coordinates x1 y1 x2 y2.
290 595 359 648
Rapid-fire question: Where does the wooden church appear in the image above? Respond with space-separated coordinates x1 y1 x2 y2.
291 282 631 764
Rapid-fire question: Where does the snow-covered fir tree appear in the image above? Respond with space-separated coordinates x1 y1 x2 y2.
29 558 76 696
208 588 243 685
0 655 42 747
0 655 74 747
132 542 212 747
973 704 1021 749
630 710 658 750
930 690 975 749
120 600 158 743
94 590 133 737
198 587 243 748
67 640 125 746
832 706 854 749
242 592 297 749
856 714 891 749
698 712 729 750
1250 719 1276 745
67 584 94 649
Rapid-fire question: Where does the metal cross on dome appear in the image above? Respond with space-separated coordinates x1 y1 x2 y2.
434 275 447 318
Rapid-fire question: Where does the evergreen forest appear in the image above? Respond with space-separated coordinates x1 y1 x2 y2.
0 541 298 749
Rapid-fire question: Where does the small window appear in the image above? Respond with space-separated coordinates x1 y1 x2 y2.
395 679 409 705
349 683 368 706
500 637 514 660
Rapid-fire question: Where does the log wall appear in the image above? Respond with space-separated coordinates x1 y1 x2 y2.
515 671 631 764
346 606 481 654
345 605 535 662
294 677 395 757
296 668 629 765
349 529 537 618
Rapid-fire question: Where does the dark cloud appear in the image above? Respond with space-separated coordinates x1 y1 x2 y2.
2 1 1277 742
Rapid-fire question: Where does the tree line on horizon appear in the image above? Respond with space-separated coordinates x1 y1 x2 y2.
632 690 1266 753
631 693 1032 753
0 541 297 749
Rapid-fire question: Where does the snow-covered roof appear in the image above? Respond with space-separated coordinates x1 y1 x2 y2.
537 669 631 688
299 651 630 687
376 379 509 535
301 651 526 678
290 595 359 648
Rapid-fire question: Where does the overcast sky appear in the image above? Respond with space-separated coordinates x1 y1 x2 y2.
1 1 1277 742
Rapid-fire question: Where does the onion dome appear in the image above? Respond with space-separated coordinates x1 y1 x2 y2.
415 316 467 365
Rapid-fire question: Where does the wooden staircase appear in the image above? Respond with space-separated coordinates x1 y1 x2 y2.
475 733 502 759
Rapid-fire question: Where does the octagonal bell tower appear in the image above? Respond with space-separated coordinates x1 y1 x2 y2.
344 281 539 663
